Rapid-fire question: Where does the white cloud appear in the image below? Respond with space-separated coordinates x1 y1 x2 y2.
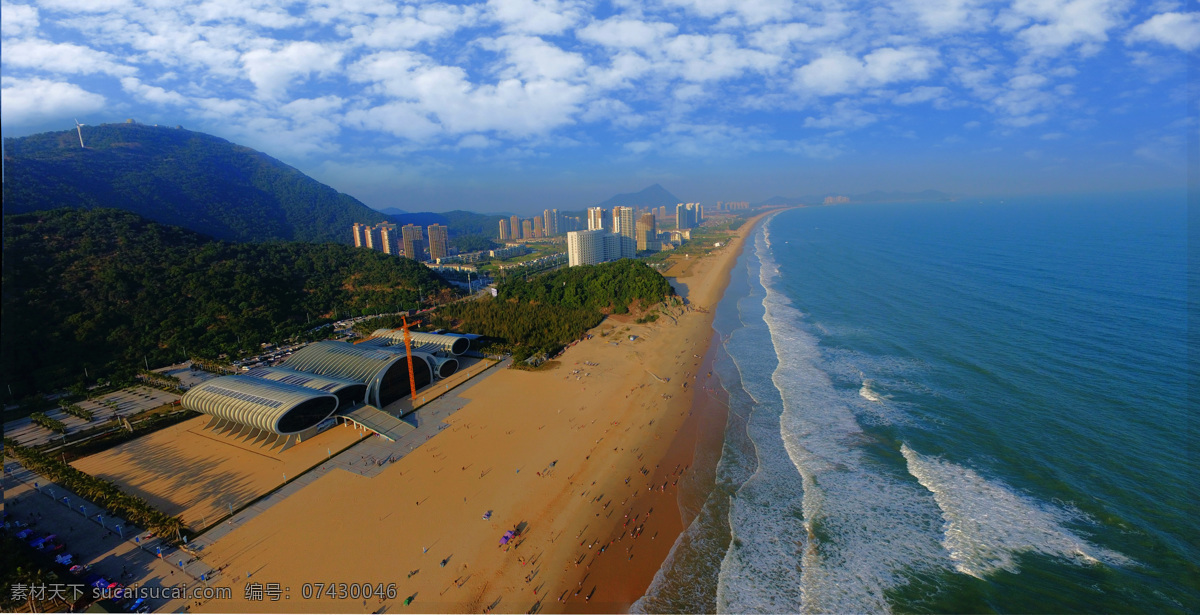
456 134 497 149
1126 12 1200 52
347 4 479 49
350 50 586 137
660 0 795 25
894 85 948 105
804 102 878 129
488 0 581 35
749 18 848 52
1 38 134 76
663 33 781 82
344 101 442 141
1 2 38 37
120 77 188 106
0 0 1182 160
485 35 587 81
241 42 344 99
796 46 939 96
1004 0 1130 56
902 0 990 34
576 17 676 50
0 76 106 124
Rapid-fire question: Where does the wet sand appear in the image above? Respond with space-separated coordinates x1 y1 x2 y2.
185 214 767 614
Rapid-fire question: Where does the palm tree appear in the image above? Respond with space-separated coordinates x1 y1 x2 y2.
16 566 49 613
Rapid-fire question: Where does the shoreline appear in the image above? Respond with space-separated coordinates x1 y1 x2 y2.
571 215 761 612
183 212 772 615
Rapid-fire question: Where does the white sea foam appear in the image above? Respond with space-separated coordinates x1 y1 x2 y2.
859 378 886 403
901 443 1134 578
716 214 951 614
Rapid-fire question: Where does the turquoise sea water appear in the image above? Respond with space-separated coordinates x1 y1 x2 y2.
634 195 1196 613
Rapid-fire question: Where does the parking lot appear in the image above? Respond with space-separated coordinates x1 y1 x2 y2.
4 462 217 613
3 386 181 447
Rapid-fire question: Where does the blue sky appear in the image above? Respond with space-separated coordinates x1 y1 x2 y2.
1 0 1195 213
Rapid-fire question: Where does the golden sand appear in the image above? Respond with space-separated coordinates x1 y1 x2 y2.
184 214 767 614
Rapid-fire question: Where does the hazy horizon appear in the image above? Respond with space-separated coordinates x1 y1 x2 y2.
1 1 1193 213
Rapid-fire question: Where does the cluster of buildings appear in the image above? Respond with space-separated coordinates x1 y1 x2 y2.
499 209 587 240
565 203 703 267
824 195 850 204
714 201 750 210
352 222 450 262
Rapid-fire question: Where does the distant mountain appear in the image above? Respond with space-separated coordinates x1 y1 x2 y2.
752 190 954 206
376 207 408 216
594 184 680 209
852 190 954 203
2 122 389 243
756 196 799 206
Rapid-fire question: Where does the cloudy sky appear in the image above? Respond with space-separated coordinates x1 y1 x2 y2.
1 0 1195 213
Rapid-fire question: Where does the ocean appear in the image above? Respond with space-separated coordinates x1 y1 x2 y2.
633 194 1196 613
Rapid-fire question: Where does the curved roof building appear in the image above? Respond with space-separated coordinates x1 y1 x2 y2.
242 366 367 409
282 340 431 408
182 375 339 435
369 329 471 356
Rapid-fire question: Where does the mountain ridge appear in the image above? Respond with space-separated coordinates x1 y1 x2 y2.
2 122 390 244
754 189 955 206
593 183 681 209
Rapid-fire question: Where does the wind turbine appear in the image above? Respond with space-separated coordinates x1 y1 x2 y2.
74 119 86 148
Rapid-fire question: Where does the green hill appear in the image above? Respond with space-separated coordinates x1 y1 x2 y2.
2 122 389 243
1 208 449 397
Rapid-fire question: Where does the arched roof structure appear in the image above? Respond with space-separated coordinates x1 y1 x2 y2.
369 329 471 355
282 340 431 408
242 366 367 409
182 375 339 435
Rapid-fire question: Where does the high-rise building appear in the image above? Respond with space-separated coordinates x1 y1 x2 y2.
352 223 369 248
567 229 607 267
587 207 607 231
521 219 533 239
378 223 400 255
402 224 426 261
613 207 635 241
499 218 511 241
637 212 657 251
676 203 700 230
533 216 543 239
658 206 667 219
427 224 449 261
366 224 384 251
510 215 522 240
543 209 558 236
567 229 633 266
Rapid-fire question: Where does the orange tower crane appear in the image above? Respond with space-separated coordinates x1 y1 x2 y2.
400 316 418 403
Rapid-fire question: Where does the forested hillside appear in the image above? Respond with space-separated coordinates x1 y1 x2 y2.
2 208 448 396
2 122 389 243
498 259 674 314
431 259 674 360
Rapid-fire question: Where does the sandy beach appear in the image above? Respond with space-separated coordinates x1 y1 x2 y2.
183 213 767 614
